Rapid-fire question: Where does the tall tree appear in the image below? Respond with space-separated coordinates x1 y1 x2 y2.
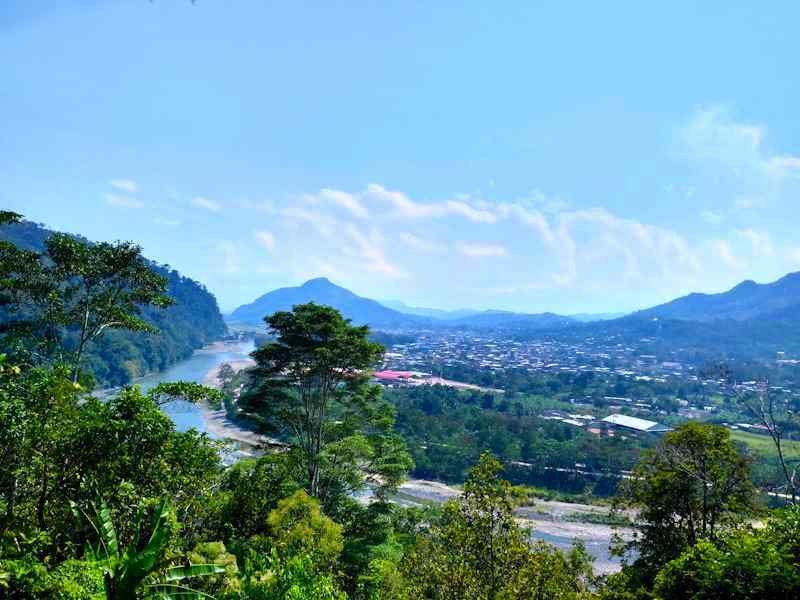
1 218 174 382
243 303 412 505
619 422 755 580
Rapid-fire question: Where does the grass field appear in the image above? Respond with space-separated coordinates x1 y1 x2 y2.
730 429 800 458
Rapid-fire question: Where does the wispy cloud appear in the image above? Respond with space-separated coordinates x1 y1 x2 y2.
110 179 138 193
365 184 497 223
711 239 743 269
344 225 407 278
679 105 800 185
311 188 369 219
192 196 222 212
216 241 242 276
254 230 276 251
736 228 773 258
106 194 144 209
398 232 447 254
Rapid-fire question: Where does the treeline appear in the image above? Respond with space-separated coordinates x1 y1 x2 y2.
388 384 648 494
2 214 800 598
0 219 226 386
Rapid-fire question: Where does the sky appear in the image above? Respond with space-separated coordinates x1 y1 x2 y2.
3 1 800 314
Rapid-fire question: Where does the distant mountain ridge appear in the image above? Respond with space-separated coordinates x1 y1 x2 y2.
380 300 480 320
228 278 577 331
638 272 800 321
228 278 425 329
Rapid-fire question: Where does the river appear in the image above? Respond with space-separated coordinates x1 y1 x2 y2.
134 338 255 435
133 339 625 573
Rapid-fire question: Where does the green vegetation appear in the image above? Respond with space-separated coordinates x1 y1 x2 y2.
730 428 800 457
240 303 413 506
388 383 648 493
2 221 800 598
0 217 226 386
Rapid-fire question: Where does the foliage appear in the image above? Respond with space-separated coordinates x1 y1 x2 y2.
405 452 592 599
242 302 412 506
619 422 756 582
79 497 225 600
223 552 346 600
653 505 800 599
265 490 343 570
0 218 226 387
0 556 105 599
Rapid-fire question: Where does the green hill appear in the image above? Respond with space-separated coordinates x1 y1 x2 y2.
0 219 227 386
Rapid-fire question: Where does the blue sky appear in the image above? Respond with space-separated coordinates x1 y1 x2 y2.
3 1 800 313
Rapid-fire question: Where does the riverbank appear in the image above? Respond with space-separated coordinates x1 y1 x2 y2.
202 358 256 387
395 478 632 574
198 354 264 450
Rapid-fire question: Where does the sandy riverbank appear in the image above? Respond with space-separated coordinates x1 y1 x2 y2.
397 478 632 574
202 358 256 387
199 357 265 450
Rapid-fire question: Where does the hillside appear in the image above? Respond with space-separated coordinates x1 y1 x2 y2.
0 219 227 386
230 279 579 331
228 277 426 329
448 310 575 330
638 273 800 321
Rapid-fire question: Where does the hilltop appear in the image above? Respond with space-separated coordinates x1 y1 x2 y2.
637 272 800 321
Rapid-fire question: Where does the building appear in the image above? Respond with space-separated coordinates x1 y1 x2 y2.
601 413 671 433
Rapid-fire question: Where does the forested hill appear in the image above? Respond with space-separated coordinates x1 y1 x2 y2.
0 219 227 386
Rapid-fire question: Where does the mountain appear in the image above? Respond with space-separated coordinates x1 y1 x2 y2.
230 279 578 332
228 278 425 329
380 300 481 320
0 219 227 386
569 312 628 322
447 310 575 330
638 273 800 321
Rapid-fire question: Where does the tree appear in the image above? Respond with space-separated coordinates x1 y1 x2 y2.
652 505 800 599
738 380 799 503
0 218 174 382
78 497 225 600
405 452 591 599
619 423 755 580
243 303 412 505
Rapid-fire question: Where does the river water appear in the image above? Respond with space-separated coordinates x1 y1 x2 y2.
135 339 621 572
135 339 255 434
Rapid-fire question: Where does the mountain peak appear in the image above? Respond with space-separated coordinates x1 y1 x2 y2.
301 277 336 288
227 278 418 328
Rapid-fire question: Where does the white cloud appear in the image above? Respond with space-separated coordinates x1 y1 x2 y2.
711 239 743 269
106 194 144 209
679 105 800 184
110 179 138 193
344 225 406 278
398 232 446 254
365 184 497 223
192 196 222 212
459 242 508 258
786 246 800 266
313 188 368 219
281 206 339 238
254 230 276 251
217 241 242 275
736 228 773 258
